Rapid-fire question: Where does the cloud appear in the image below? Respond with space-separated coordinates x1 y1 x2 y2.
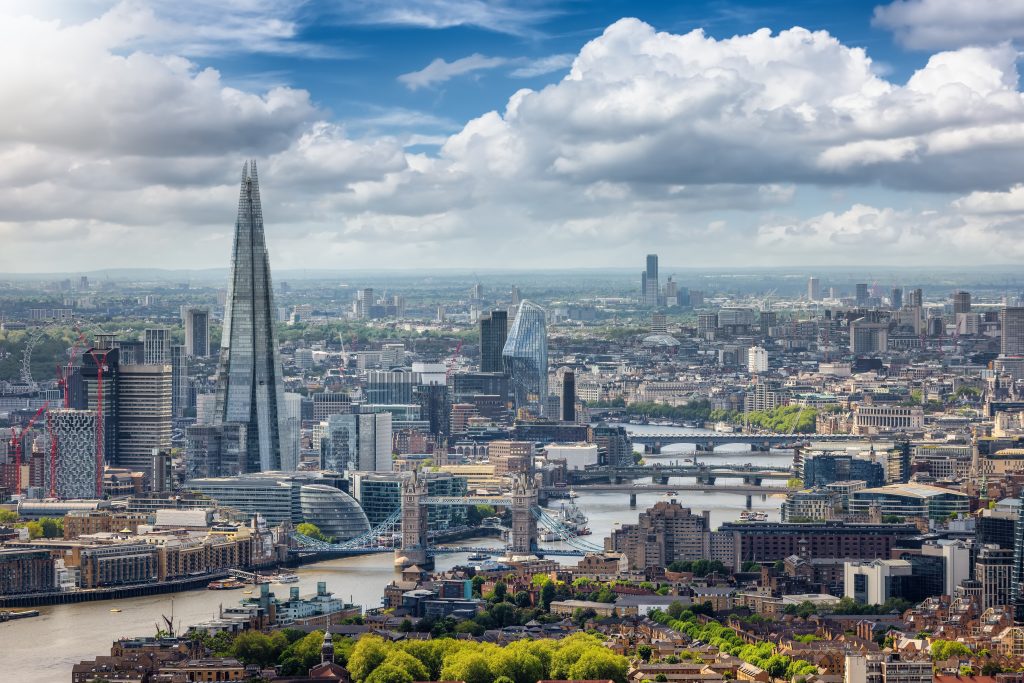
510 53 575 78
331 0 556 37
8 12 1024 270
873 0 1024 50
398 53 508 90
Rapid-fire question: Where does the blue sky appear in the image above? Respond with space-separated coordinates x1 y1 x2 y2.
2 0 1024 271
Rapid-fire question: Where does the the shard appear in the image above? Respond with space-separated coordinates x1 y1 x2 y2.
213 161 288 472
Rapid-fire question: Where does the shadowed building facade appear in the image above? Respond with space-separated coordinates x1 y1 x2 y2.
213 161 287 472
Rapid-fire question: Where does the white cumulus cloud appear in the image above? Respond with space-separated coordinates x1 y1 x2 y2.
873 0 1024 50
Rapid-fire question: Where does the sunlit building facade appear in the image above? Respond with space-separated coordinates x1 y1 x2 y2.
502 300 548 415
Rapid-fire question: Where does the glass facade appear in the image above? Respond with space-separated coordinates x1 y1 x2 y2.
299 485 371 542
502 300 548 415
213 161 287 472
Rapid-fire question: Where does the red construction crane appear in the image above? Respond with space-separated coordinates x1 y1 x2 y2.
8 402 48 496
446 340 463 380
86 348 111 498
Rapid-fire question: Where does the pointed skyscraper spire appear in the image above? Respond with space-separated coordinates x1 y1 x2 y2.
213 160 288 472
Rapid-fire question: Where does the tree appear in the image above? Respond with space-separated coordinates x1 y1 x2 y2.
491 581 508 602
637 644 653 662
39 517 62 538
514 590 531 607
232 630 286 668
278 631 328 675
398 618 413 633
540 581 556 610
568 649 629 683
931 640 972 661
379 650 428 682
571 607 597 627
348 636 389 682
295 522 331 542
441 650 494 683
0 510 18 524
490 648 544 683
667 601 686 619
364 662 414 683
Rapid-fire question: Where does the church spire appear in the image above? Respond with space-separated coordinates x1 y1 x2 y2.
321 628 334 663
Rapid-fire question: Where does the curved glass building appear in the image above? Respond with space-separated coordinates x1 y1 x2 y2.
502 300 548 415
299 484 372 542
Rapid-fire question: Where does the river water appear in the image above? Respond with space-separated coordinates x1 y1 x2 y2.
1 426 793 682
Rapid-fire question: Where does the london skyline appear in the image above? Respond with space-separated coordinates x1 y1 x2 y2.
3 1 1024 272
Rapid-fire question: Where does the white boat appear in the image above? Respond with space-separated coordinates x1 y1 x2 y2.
713 421 735 433
568 489 579 499
739 510 768 522
275 573 299 583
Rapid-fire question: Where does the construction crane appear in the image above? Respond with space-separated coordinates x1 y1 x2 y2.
8 402 48 496
86 348 112 498
446 340 464 380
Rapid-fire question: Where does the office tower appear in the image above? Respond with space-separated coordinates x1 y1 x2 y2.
559 369 576 422
118 364 172 472
890 287 903 310
470 282 483 301
747 346 769 373
78 341 120 466
643 254 660 306
365 369 414 405
170 344 189 419
953 291 972 315
502 300 548 415
183 306 210 357
414 383 451 437
909 288 923 308
281 392 302 471
184 423 248 479
479 310 508 373
45 409 99 499
144 328 171 365
320 412 392 472
213 160 287 473
355 288 374 318
855 283 869 304
312 392 352 422
807 277 820 301
510 285 521 307
1002 307 1024 356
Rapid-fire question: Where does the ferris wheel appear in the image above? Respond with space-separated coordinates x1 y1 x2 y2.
19 319 106 391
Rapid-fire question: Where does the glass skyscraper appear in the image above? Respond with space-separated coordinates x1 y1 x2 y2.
213 161 287 472
502 300 548 415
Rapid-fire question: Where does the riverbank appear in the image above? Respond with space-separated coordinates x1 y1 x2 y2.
0 571 230 608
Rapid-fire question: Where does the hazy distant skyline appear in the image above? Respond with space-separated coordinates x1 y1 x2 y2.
3 0 1024 271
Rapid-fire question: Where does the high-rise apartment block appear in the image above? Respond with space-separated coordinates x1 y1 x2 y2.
213 161 288 472
608 501 711 570
479 310 508 373
45 409 100 499
183 306 211 357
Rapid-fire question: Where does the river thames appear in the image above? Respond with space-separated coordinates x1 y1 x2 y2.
1 427 793 682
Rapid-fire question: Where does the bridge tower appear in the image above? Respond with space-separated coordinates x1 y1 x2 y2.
396 470 429 568
509 474 538 554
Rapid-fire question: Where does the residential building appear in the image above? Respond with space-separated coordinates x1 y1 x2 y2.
608 500 711 570
183 306 211 357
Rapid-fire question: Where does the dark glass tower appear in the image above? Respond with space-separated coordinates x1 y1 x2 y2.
479 310 508 373
214 161 287 472
502 301 548 415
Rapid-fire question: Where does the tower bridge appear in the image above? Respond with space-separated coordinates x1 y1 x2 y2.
290 472 601 564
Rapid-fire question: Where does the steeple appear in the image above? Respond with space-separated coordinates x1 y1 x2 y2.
321 628 334 663
213 160 288 472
